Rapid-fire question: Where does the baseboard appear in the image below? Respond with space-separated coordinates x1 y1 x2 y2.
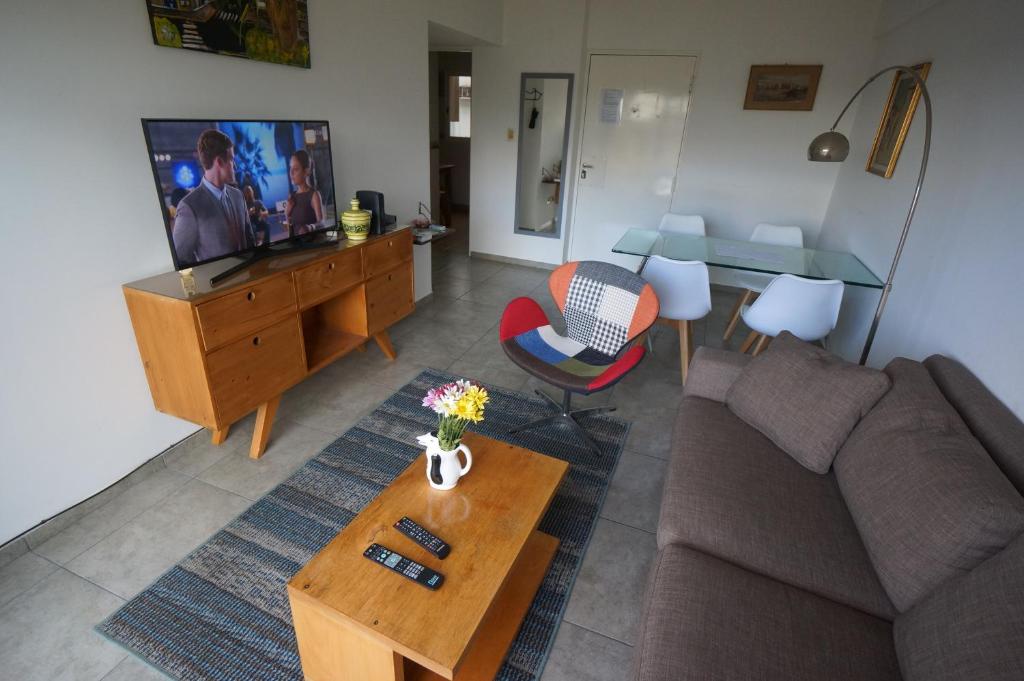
469 251 558 270
0 427 203 556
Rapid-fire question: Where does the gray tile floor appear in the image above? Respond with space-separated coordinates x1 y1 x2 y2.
0 220 755 681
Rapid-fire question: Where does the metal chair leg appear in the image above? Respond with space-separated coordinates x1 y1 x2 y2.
507 388 609 455
571 405 617 417
562 415 603 456
507 412 565 435
534 389 562 410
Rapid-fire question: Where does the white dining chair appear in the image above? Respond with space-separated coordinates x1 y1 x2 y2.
657 213 706 236
738 274 845 355
722 223 805 341
640 256 712 384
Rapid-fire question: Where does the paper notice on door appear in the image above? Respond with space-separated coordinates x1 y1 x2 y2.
600 89 624 123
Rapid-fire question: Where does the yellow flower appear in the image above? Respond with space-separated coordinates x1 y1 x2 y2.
454 389 487 422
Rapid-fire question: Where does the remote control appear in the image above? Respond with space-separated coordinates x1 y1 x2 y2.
394 516 451 559
363 544 444 590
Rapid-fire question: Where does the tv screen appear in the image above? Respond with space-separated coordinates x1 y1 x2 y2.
142 119 337 270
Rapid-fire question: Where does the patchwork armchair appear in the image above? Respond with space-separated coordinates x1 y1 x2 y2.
500 260 659 454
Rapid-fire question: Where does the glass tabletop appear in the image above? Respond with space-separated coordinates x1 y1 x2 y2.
612 229 883 289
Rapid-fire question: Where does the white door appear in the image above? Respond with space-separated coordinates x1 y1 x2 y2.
568 54 696 268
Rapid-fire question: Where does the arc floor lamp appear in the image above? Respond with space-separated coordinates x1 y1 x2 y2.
807 65 932 365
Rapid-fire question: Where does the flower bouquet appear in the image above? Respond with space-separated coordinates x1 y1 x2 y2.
418 380 489 490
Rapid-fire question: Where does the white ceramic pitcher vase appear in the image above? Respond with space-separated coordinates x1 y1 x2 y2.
417 433 472 491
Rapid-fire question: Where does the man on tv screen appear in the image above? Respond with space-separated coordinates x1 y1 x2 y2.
172 129 256 267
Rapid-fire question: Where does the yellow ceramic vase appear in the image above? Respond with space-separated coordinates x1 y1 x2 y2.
341 198 371 241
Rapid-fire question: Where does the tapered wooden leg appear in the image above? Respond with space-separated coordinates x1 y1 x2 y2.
374 331 397 360
250 396 280 459
211 426 230 445
723 289 755 341
678 319 694 384
752 334 772 356
739 331 760 353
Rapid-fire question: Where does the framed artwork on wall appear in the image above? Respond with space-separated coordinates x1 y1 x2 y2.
866 62 931 178
743 65 823 111
145 0 311 69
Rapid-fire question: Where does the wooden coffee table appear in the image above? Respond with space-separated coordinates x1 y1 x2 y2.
287 432 569 680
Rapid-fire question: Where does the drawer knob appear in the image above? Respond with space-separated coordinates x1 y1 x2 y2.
246 291 256 302
328 262 336 271
387 274 392 281
252 336 262 347
388 240 393 247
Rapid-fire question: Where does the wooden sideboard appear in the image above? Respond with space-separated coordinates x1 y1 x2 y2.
123 228 414 458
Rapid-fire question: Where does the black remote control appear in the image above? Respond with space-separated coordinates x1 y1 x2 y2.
364 544 444 590
394 516 451 559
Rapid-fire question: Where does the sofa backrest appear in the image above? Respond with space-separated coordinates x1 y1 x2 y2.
894 530 1024 681
924 355 1024 495
833 357 1024 612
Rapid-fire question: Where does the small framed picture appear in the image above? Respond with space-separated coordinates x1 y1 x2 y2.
744 65 823 111
866 63 931 178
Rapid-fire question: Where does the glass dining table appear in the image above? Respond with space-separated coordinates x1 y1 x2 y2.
611 228 883 289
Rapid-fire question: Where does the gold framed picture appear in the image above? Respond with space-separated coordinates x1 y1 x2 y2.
743 65 823 111
866 63 931 178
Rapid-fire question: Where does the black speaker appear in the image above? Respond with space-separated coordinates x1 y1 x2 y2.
356 190 397 235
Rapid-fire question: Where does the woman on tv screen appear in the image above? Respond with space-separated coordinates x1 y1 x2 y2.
286 149 324 236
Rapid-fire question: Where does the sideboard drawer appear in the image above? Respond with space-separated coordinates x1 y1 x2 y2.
196 275 296 351
364 230 412 279
366 264 414 334
206 317 305 424
294 247 363 309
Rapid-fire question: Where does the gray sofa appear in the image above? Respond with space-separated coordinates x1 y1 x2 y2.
632 347 1024 681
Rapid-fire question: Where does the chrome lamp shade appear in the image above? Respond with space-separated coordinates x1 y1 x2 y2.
808 131 850 162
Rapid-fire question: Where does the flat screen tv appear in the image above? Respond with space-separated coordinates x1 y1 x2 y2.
142 119 337 274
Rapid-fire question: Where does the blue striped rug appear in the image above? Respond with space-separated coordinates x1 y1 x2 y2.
98 368 629 680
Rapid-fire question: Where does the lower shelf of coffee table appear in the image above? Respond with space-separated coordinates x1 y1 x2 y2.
405 530 559 681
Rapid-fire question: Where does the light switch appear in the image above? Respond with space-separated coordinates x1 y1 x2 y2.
507 128 514 140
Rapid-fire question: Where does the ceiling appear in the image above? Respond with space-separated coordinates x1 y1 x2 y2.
427 20 491 49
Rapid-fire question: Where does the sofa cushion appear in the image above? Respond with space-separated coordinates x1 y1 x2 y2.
835 358 1024 612
659 396 896 619
633 545 902 681
894 532 1024 681
925 354 1024 494
682 346 751 402
726 332 891 473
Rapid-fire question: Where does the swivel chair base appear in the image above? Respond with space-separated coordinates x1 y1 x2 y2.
507 389 615 456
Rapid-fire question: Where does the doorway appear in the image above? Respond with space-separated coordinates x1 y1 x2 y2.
429 50 472 263
567 54 697 268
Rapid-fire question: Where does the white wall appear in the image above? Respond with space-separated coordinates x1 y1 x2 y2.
0 0 501 544
587 0 883 243
470 0 588 264
470 0 882 265
816 0 1024 417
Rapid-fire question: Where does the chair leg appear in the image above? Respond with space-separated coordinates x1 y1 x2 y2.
562 415 603 457
739 331 760 353
571 404 617 417
722 289 755 341
752 334 772 356
678 319 694 385
507 389 607 456
534 389 562 410
507 412 565 435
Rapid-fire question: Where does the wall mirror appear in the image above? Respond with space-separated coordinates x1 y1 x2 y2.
515 73 574 238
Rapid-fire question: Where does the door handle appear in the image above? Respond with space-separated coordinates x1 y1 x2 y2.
582 163 594 169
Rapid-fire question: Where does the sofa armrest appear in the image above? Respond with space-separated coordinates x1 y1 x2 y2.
683 347 751 402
